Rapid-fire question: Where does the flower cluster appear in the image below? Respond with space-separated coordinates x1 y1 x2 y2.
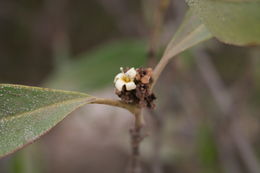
114 67 156 108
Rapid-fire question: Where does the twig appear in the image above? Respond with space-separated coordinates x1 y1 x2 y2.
96 0 145 36
129 109 144 173
195 49 260 173
148 0 170 87
148 0 170 67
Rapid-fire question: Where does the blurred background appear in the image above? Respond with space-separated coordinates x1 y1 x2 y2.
0 0 260 173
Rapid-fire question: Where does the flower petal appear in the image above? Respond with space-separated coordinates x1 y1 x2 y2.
115 79 126 91
125 82 136 91
114 73 124 83
126 68 137 79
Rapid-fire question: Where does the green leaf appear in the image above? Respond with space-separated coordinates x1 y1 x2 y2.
163 9 212 60
45 40 147 91
186 0 260 46
0 84 94 158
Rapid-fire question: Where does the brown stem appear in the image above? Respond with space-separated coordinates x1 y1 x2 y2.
129 127 141 173
148 0 170 67
129 109 144 173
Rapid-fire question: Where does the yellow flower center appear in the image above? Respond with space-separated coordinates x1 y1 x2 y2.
122 75 131 83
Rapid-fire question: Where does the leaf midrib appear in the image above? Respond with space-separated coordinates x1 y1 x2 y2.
164 24 211 60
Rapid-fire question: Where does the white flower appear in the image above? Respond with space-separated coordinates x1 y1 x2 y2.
114 67 137 91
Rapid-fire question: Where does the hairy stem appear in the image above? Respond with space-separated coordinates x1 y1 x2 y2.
130 109 144 173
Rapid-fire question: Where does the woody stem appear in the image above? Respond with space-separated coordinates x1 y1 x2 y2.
130 108 144 173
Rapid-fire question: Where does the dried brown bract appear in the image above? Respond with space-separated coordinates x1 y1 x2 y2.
115 67 156 109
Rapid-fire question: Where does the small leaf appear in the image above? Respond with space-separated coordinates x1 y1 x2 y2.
186 0 260 46
0 84 94 158
163 9 212 60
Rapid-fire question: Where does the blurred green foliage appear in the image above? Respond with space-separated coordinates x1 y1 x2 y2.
197 124 219 173
45 40 147 91
9 152 25 173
